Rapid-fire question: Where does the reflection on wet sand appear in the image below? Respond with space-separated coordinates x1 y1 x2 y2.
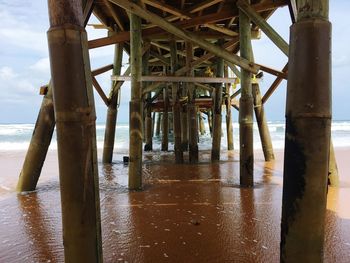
0 149 349 262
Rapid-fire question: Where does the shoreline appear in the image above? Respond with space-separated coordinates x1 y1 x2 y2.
1 146 349 196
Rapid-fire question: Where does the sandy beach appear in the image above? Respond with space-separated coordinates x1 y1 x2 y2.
0 148 349 262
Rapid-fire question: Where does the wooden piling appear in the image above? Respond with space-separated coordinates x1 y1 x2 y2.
211 53 224 161
128 3 143 190
239 1 254 187
208 109 213 136
170 40 183 163
224 65 234 150
161 85 169 151
47 0 102 261
17 84 55 192
181 107 189 151
186 41 198 163
156 112 161 136
181 80 189 151
280 1 331 261
328 140 339 186
102 33 124 163
252 83 274 161
152 112 155 137
143 46 153 151
169 113 174 134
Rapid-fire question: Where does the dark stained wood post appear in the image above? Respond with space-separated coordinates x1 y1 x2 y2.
207 108 213 137
186 41 198 163
17 84 55 191
47 0 102 261
252 82 274 161
143 45 153 151
211 52 224 161
169 112 174 134
281 0 331 261
224 65 234 150
239 0 254 187
128 0 143 189
181 104 189 151
181 63 189 151
170 40 184 163
155 112 161 136
102 31 124 163
152 112 156 137
161 85 169 151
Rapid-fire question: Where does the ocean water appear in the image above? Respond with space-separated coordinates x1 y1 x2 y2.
0 121 349 152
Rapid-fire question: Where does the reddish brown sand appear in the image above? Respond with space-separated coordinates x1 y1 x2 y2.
0 148 349 262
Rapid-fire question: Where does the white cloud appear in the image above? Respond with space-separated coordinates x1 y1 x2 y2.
0 66 43 103
0 67 16 80
30 57 51 74
0 9 48 55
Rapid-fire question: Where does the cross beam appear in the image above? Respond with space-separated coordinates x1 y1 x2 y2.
109 0 258 73
111 75 238 83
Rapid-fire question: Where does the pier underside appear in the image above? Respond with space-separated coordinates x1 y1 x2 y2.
10 0 340 261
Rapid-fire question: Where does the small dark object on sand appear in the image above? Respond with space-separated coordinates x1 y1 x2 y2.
191 219 200 226
123 156 129 165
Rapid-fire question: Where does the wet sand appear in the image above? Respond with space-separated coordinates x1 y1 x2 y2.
0 148 349 262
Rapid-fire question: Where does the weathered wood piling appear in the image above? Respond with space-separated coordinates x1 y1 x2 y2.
186 41 198 163
102 34 123 163
170 40 184 163
47 0 102 261
252 83 274 161
224 66 234 151
211 52 224 161
155 112 161 136
280 0 331 261
161 84 169 151
128 2 143 190
239 0 254 187
17 84 55 192
143 46 153 152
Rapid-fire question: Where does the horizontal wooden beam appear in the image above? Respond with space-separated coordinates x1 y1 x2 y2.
151 96 239 111
91 64 114 76
112 75 238 83
143 82 165 95
194 82 214 92
255 63 288 79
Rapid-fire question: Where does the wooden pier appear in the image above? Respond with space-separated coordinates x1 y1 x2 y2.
15 0 338 262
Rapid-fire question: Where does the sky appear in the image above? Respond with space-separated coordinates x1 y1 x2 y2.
0 0 349 124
